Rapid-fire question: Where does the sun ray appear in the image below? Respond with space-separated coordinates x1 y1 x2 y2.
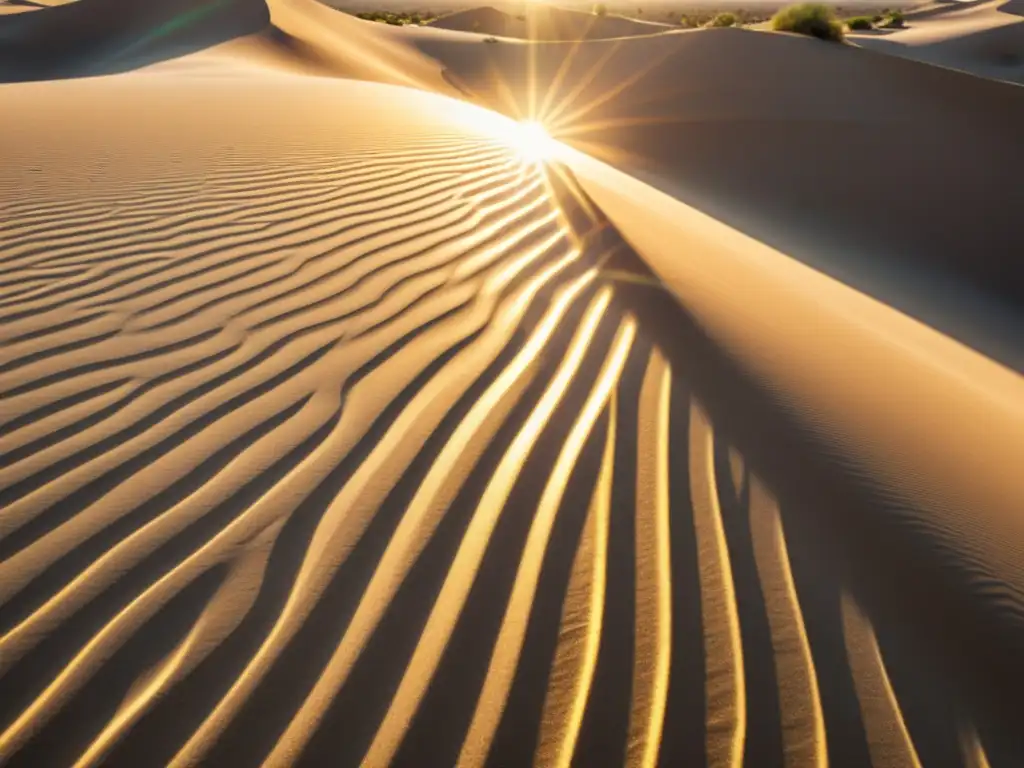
549 42 684 131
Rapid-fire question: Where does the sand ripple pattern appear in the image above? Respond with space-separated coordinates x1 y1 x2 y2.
0 132 988 767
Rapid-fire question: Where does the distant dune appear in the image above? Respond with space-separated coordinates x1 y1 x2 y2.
1 0 1023 765
427 4 673 40
851 0 1024 84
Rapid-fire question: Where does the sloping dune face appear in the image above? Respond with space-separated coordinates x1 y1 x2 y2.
852 0 1024 84
0 71 1013 767
414 26 1024 315
0 0 269 78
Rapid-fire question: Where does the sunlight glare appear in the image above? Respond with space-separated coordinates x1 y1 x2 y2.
513 121 556 163
447 100 560 166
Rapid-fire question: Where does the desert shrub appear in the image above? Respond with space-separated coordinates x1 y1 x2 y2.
483 36 499 42
846 15 873 29
872 13 884 21
594 3 607 16
708 11 737 26
356 10 433 25
771 3 844 41
882 9 905 27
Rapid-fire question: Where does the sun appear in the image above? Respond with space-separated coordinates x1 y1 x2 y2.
445 101 560 165
507 120 557 164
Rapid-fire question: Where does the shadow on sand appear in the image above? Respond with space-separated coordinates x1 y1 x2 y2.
0 0 269 81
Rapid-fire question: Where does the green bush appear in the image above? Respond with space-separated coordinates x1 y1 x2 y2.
882 9 905 27
356 10 434 25
708 11 737 26
594 3 607 15
846 15 874 29
771 3 845 41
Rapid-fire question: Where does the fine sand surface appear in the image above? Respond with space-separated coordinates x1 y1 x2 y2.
2 0 1024 766
851 0 1024 84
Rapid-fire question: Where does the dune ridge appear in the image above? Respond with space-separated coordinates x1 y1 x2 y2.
1 0 1023 765
851 0 1024 84
427 5 673 41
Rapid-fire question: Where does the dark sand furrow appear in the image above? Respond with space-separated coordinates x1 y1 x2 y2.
841 595 923 768
0 269 490 552
532 391 616 768
0 138 504 224
165 276 579 767
710 441 784 768
361 288 616 768
0 268 87 295
0 376 135 449
139 255 592 768
0 145 513 251
744 470 827 768
2 262 552 761
625 345 672 768
256 271 598 768
0 215 560 486
0 326 223 400
0 393 319 651
243 212 560 340
0 181 528 385
129 175 547 332
0 328 123 378
53 164 525 317
0 151 513 278
689 399 745 768
0 153 516 291
0 161 518 318
0 338 337 560
456 319 633 768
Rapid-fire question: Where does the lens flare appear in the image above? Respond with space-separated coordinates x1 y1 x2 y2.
506 120 558 164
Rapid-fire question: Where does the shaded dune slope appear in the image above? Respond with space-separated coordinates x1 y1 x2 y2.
0 73 1019 767
412 25 1024 329
0 0 269 79
0 0 449 88
852 0 1024 84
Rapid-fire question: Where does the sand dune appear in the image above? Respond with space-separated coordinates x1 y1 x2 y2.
852 0 1024 84
405 24 1024 353
1 0 1023 765
427 5 672 41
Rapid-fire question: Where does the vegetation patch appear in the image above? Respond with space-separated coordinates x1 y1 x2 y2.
846 15 873 30
771 3 845 41
708 11 737 26
356 10 433 25
880 9 905 27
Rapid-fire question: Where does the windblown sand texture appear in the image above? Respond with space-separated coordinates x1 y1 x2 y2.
2 0 1024 765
